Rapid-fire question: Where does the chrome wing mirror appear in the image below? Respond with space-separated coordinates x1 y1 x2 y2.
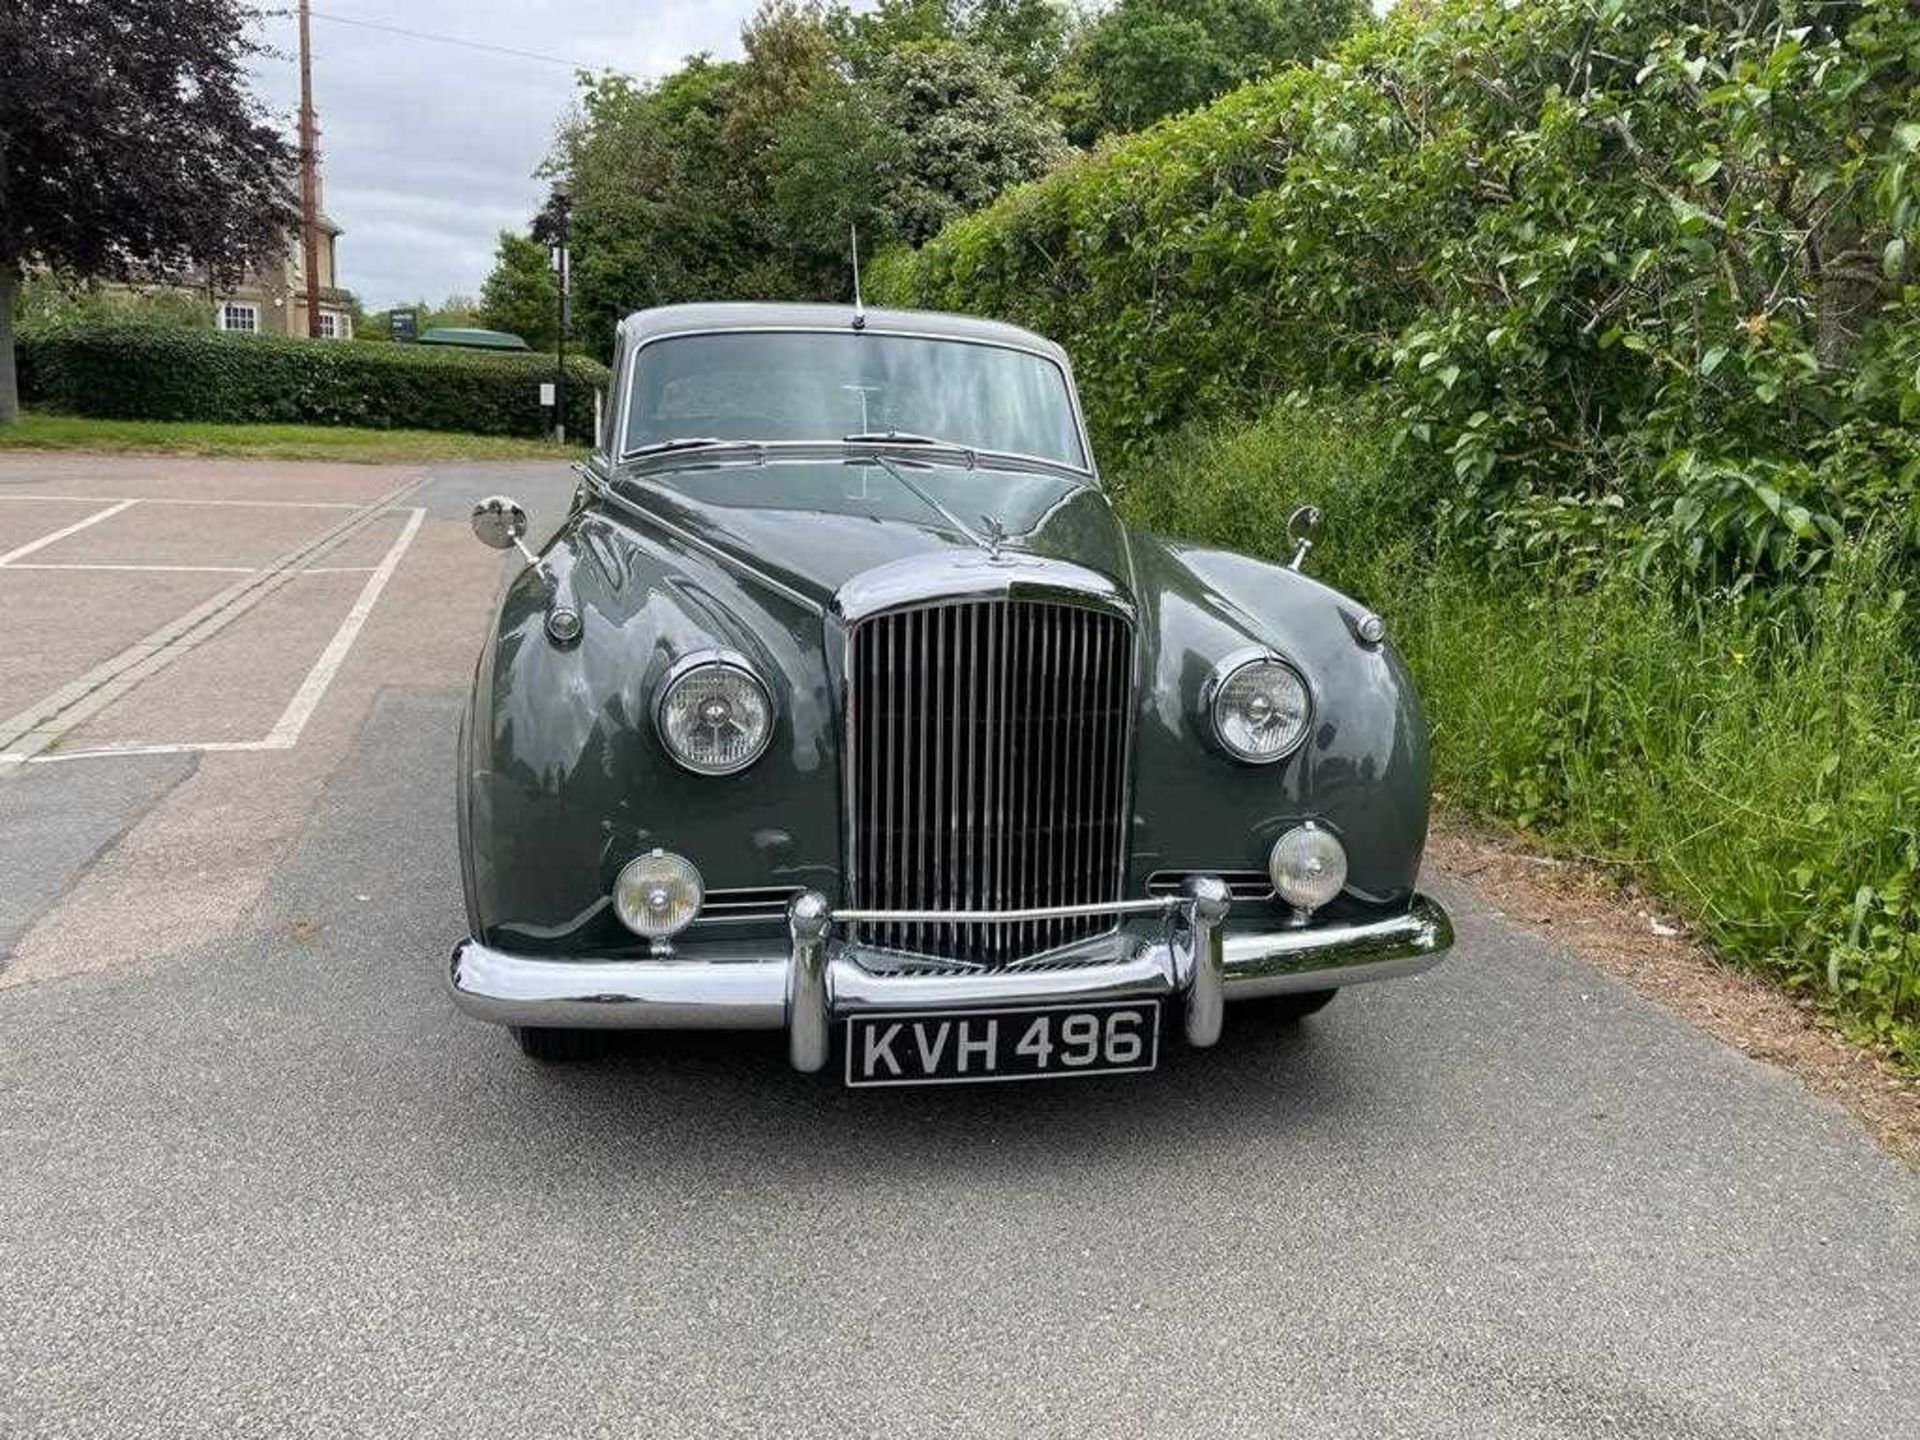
471 495 538 564
1286 505 1321 571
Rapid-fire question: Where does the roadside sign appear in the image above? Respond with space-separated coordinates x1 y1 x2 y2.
390 308 418 343
539 382 556 407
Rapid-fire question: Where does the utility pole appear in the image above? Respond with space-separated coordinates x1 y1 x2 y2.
297 0 323 339
550 180 572 444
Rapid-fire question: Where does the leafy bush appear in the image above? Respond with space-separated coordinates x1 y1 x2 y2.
876 0 1920 597
17 321 606 438
1114 404 1920 1066
11 274 215 331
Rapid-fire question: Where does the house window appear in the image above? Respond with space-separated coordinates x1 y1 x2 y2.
218 302 259 333
317 312 340 339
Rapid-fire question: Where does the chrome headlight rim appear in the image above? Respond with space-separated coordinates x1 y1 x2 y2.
654 649 777 777
1203 648 1314 765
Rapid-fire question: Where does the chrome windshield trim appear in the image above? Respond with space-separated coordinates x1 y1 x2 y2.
611 438 1094 486
613 325 1098 477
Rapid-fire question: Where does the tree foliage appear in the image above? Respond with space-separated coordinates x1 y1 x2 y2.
1055 0 1361 144
478 232 558 350
877 0 1920 606
871 42 1068 244
555 2 1067 357
830 0 1071 94
0 0 296 422
11 275 216 332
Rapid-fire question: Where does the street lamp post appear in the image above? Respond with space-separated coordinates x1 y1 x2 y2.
550 179 573 445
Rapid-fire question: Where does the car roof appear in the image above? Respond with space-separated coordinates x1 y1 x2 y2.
617 302 1069 364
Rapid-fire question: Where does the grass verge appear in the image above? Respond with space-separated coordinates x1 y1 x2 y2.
0 412 585 464
1114 401 1920 1070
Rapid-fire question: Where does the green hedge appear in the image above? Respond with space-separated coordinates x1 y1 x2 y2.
874 0 1919 598
18 322 608 438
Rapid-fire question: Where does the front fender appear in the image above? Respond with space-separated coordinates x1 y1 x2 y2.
462 507 841 955
1126 533 1430 914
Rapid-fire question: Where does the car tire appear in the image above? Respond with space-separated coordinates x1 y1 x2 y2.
511 1026 602 1062
1256 988 1339 1022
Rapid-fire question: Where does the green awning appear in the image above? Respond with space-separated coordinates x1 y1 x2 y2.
417 327 532 351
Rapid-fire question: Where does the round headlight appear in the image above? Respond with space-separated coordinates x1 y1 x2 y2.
613 850 704 941
1210 656 1311 763
656 655 774 775
1269 823 1348 915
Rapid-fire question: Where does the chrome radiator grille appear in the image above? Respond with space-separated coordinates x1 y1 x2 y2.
846 598 1134 965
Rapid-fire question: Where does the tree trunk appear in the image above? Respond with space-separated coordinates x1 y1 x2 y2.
0 263 18 425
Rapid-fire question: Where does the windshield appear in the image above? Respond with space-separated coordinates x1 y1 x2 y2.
621 331 1087 468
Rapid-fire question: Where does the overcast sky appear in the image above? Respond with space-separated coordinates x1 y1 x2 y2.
247 2 774 310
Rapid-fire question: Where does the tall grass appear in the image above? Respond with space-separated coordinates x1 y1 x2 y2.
1113 403 1920 1066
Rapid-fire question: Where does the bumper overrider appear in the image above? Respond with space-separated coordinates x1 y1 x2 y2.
448 878 1455 1072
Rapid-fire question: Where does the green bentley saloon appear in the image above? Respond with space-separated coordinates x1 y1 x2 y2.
449 302 1453 1085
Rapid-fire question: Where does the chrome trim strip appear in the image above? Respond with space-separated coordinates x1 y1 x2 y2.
832 897 1178 925
832 552 1134 627
1146 869 1276 902
830 947 1175 1014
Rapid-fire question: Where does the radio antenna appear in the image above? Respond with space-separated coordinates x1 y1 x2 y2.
850 223 866 330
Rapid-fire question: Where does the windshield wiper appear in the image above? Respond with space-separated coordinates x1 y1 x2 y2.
841 430 955 446
627 436 742 456
866 453 1004 556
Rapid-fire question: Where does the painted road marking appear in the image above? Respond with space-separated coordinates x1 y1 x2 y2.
263 506 426 748
0 479 424 764
0 494 362 510
0 563 378 575
8 509 427 766
0 499 140 566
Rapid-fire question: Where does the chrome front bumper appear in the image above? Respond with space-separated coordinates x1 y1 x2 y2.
449 882 1454 1072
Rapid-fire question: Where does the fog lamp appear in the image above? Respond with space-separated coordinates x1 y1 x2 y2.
1269 822 1347 919
613 850 704 950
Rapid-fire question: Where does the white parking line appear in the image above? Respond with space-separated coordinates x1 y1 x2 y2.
0 499 140 566
262 506 427 748
0 494 361 510
0 562 261 574
14 507 428 765
0 563 377 575
0 478 425 763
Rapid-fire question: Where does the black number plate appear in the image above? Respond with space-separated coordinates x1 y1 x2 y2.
843 1001 1160 1087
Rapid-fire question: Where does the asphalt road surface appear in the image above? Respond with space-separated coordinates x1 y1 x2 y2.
1 455 1915 1439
